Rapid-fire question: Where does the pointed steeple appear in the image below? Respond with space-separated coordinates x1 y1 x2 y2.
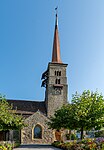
52 11 62 63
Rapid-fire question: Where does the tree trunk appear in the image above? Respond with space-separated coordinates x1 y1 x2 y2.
69 130 71 140
81 127 83 139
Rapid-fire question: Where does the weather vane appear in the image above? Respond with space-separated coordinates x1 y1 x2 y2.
55 6 58 15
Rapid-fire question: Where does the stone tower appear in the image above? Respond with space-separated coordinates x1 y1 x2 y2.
41 13 68 117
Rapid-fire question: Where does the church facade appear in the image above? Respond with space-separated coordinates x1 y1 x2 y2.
5 13 68 144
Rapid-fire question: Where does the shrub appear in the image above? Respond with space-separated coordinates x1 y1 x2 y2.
52 137 104 150
66 133 77 140
0 141 13 150
0 145 7 150
52 141 62 148
95 130 104 138
66 134 70 140
71 143 84 150
71 134 77 140
13 142 20 148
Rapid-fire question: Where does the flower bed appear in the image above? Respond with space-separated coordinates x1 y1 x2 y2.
0 141 20 150
0 141 13 150
52 138 104 150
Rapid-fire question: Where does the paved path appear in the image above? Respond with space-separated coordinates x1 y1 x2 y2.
13 144 62 150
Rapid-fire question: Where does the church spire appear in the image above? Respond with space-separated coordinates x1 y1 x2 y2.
52 9 62 63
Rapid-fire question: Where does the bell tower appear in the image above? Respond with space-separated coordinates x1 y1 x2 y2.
41 12 68 117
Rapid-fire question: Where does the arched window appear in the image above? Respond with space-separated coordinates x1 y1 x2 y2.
55 71 57 76
34 125 42 139
55 71 61 76
55 79 60 84
59 71 61 76
58 79 60 84
55 79 58 84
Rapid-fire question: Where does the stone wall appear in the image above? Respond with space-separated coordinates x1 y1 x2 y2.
21 111 54 144
45 63 68 117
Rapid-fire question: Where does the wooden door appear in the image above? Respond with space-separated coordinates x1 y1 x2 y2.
55 130 62 141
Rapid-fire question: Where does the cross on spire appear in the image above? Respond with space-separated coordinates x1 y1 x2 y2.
55 7 58 15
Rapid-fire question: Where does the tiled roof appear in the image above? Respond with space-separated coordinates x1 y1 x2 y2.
7 100 47 117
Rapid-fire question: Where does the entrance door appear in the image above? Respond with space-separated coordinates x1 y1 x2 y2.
55 130 62 141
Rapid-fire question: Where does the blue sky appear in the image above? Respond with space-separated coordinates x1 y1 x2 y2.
0 0 104 102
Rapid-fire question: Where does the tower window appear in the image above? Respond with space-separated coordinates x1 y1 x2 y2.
59 71 61 76
55 71 57 76
55 79 58 84
55 79 60 84
55 71 61 76
34 125 42 139
58 79 60 84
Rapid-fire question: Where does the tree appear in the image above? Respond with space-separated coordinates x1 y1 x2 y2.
48 90 104 139
48 104 77 130
0 95 25 131
72 90 104 139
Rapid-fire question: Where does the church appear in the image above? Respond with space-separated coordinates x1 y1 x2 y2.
3 13 68 144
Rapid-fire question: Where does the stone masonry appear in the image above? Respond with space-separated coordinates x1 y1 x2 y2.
45 63 68 117
21 111 54 144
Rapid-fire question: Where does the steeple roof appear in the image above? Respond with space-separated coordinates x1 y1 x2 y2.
52 13 62 63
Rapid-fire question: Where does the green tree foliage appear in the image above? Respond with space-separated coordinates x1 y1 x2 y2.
48 90 104 139
72 90 104 139
48 104 77 130
0 95 25 131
